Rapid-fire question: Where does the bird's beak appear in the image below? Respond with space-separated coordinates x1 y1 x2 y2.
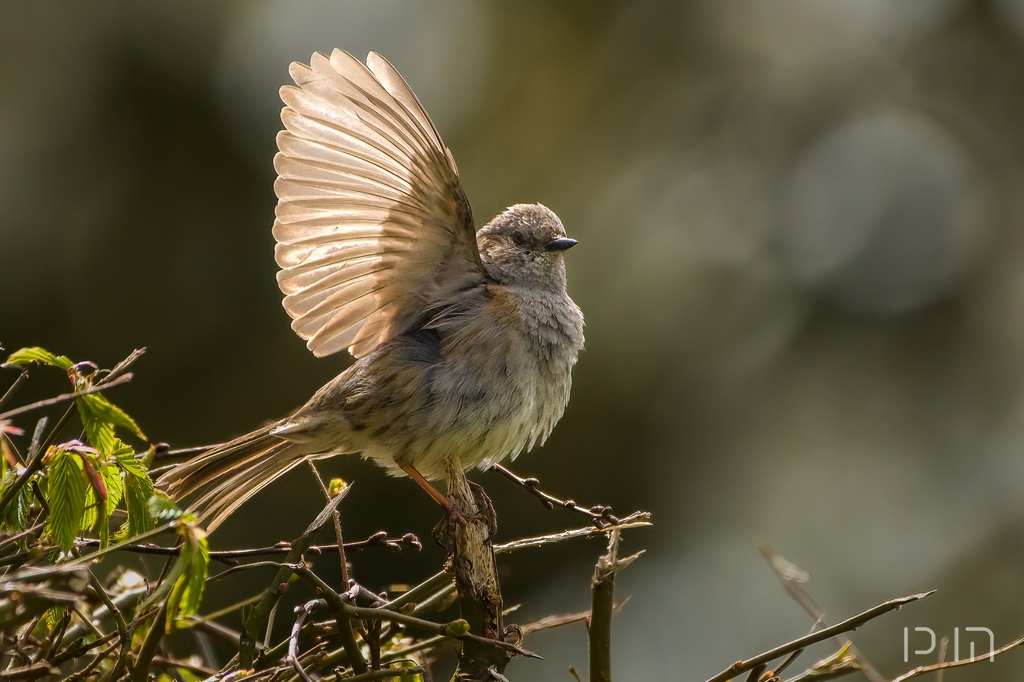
545 237 578 252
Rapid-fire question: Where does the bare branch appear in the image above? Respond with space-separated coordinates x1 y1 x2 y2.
288 600 322 682
493 513 651 555
705 591 936 682
490 463 620 528
0 373 133 421
760 546 885 682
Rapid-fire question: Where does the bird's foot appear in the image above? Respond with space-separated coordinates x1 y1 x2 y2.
431 482 497 548
432 502 466 549
468 480 498 539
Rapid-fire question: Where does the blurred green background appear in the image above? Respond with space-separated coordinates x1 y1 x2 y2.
4 0 1024 679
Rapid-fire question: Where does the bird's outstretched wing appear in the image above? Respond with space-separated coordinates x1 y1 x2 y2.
274 50 486 358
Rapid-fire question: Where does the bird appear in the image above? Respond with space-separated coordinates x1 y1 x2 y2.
158 50 584 532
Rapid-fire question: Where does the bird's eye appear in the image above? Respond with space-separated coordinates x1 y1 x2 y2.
511 231 527 247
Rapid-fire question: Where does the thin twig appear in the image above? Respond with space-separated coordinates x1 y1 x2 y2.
207 561 287 582
0 371 30 411
0 373 133 421
760 546 885 682
307 462 350 585
490 463 620 528
890 635 1024 682
150 656 218 677
327 666 425 682
74 531 421 563
0 523 46 555
521 599 630 637
58 640 120 682
704 591 936 682
288 600 322 682
0 663 57 681
150 443 217 462
182 594 266 630
0 419 56 516
131 601 168 682
380 634 448 663
100 348 144 384
256 619 335 671
493 513 651 555
87 570 132 682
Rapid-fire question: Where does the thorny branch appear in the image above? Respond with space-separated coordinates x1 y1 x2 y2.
490 463 620 528
73 530 422 565
588 529 642 682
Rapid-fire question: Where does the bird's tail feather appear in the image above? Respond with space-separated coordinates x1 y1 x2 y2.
157 425 307 532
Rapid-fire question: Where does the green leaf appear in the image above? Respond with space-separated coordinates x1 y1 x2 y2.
139 521 208 626
117 469 154 539
139 542 190 614
147 492 185 522
95 504 109 548
160 523 209 630
4 347 73 371
114 445 148 478
47 450 88 553
82 458 122 549
0 471 32 532
178 529 208 617
79 453 107 533
100 460 124 515
44 605 67 631
77 393 146 449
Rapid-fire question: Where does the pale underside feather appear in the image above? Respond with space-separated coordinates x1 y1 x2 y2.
274 49 485 358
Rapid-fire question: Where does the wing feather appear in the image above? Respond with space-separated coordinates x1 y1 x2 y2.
274 50 485 358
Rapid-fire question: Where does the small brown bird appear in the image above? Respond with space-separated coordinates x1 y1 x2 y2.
159 51 584 531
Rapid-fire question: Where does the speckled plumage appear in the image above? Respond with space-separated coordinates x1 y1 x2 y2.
158 51 584 531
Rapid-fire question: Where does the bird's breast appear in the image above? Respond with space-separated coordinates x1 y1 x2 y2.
333 284 583 479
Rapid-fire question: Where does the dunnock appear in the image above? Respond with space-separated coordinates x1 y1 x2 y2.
158 51 584 531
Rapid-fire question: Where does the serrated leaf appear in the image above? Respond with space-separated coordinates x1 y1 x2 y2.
77 392 146 448
179 528 208 617
82 486 99 534
147 492 184 521
44 605 67 631
0 472 32 532
100 461 123 515
5 347 73 371
95 504 109 548
139 521 207 626
83 460 122 549
80 454 108 534
114 445 148 478
117 470 154 539
163 523 208 630
47 451 88 552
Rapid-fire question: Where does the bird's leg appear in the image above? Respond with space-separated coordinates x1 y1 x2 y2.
401 464 452 508
401 464 464 547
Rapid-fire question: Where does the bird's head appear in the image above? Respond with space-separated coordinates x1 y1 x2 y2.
477 203 577 291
